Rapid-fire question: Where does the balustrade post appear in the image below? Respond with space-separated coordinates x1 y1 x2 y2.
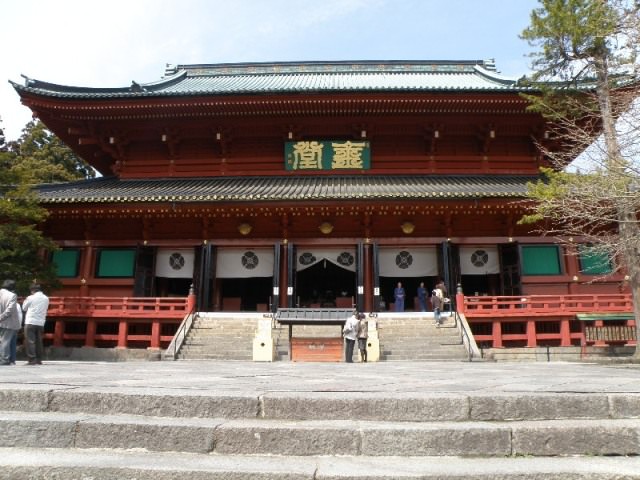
456 284 465 314
187 284 196 313
53 319 65 347
560 318 571 346
85 319 96 347
492 320 503 348
526 319 537 347
117 319 128 348
150 320 161 349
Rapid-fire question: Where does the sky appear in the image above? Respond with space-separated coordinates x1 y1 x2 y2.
1 0 540 142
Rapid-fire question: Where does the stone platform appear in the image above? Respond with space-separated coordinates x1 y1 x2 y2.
1 360 640 478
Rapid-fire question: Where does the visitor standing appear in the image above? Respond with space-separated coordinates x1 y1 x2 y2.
432 284 444 326
393 282 405 312
356 312 368 362
342 311 359 363
22 284 49 365
9 307 22 365
417 282 428 312
0 279 21 366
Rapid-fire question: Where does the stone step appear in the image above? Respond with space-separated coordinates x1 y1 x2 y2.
381 355 469 361
1 411 639 457
179 353 253 360
188 332 257 338
182 341 254 348
2 448 639 480
1 389 636 422
181 345 253 351
180 316 261 359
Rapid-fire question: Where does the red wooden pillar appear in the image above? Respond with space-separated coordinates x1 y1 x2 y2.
117 319 128 348
526 319 537 347
560 318 572 346
79 244 94 297
85 319 96 347
150 320 161 349
53 319 65 347
565 245 579 294
492 320 503 348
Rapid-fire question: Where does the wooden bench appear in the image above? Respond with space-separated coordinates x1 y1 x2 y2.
275 308 355 362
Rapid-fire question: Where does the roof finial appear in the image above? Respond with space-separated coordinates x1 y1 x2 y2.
20 74 34 87
484 59 496 71
164 63 177 77
130 81 144 92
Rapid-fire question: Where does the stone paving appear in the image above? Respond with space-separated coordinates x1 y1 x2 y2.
1 359 639 395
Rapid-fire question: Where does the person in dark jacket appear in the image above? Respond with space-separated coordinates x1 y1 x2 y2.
417 282 428 312
393 282 406 312
356 312 368 362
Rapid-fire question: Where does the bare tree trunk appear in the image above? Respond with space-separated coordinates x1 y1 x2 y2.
619 217 640 358
594 56 640 356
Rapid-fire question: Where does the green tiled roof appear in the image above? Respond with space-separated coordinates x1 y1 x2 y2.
35 175 537 204
12 60 530 99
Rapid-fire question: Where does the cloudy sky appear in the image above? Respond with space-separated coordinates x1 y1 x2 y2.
1 0 539 141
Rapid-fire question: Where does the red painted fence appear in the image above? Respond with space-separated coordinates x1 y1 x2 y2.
45 295 195 350
459 293 636 349
42 293 635 351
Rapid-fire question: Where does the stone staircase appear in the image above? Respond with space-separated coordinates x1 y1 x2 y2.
378 313 470 361
1 384 639 478
176 312 471 362
176 313 258 360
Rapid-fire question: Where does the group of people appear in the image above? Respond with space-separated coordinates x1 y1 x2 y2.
342 311 368 363
0 279 49 366
394 280 448 324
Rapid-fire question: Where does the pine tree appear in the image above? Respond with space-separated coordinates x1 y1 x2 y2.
521 0 640 356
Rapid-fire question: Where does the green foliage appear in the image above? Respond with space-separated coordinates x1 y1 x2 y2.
0 118 5 150
0 183 60 295
521 0 635 83
0 119 89 294
8 120 95 183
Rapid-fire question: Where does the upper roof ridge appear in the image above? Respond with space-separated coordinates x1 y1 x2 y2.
165 59 501 78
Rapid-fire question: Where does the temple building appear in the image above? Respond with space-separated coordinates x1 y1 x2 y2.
10 60 632 356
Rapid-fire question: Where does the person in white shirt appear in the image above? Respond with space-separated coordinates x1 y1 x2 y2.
0 279 21 366
22 284 49 365
342 311 360 363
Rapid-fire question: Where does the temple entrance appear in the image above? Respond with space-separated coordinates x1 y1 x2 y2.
376 247 439 311
219 277 272 311
296 260 355 308
379 276 437 311
155 277 192 297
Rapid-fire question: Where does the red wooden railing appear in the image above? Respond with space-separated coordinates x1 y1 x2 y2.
458 293 636 349
41 293 635 352
459 293 633 317
44 295 195 350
